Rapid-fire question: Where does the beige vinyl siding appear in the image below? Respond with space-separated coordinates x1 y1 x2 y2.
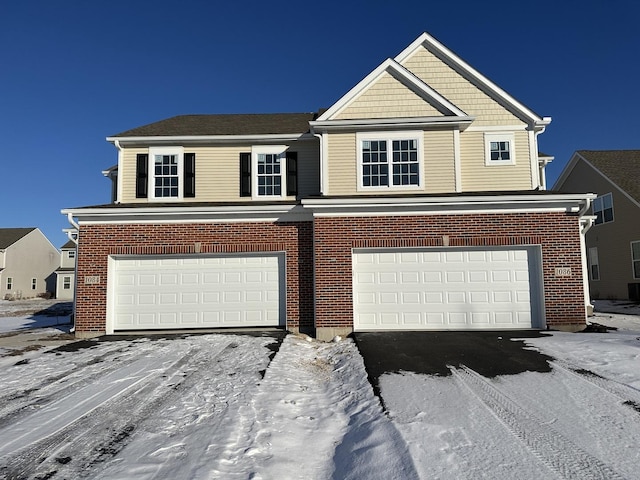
326 133 358 195
335 72 444 120
119 138 319 203
424 130 456 193
459 130 532 191
401 46 525 127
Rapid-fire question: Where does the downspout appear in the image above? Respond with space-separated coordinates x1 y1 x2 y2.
114 140 123 204
579 196 596 317
313 132 326 195
64 213 80 333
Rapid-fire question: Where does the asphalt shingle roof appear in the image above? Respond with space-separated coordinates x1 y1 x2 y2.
111 113 320 137
0 228 36 249
578 150 640 204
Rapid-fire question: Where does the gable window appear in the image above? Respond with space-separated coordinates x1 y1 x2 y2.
31 278 37 290
68 250 75 259
136 147 196 200
588 247 600 281
632 241 640 279
244 146 297 199
357 132 422 190
484 133 516 166
6 277 12 290
63 276 71 290
592 193 614 225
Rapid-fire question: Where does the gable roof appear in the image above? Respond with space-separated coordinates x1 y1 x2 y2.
109 113 319 138
61 239 76 249
315 58 470 123
575 150 640 204
395 32 550 128
0 228 36 249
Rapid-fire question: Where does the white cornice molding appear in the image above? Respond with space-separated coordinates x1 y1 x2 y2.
61 203 312 224
395 32 550 127
310 115 474 132
301 193 595 216
316 58 468 123
106 133 317 147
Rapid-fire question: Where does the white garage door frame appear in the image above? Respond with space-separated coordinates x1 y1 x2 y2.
352 245 545 331
105 252 286 334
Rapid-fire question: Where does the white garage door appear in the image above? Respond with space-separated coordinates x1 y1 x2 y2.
109 254 285 331
353 247 543 331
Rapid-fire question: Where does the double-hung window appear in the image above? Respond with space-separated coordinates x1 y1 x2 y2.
593 193 614 225
154 153 179 198
632 241 640 279
358 132 422 190
588 247 600 281
484 133 516 166
6 277 12 290
31 278 37 290
136 147 196 201
63 276 71 290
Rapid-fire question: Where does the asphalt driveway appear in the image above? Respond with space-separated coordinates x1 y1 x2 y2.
352 330 554 398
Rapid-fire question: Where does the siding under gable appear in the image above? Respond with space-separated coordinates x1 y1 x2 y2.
459 130 531 191
334 72 445 120
401 45 524 127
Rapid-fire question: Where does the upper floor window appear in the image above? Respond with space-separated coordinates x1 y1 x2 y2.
135 147 195 200
593 193 614 225
484 133 515 166
67 250 75 259
357 132 422 190
240 146 298 199
632 241 640 279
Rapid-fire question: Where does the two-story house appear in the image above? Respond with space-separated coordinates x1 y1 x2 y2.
63 33 593 340
554 150 640 301
0 228 59 300
55 240 77 300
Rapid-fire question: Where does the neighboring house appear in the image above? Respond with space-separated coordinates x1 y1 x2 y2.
55 239 77 300
63 32 594 340
554 150 640 301
0 228 59 299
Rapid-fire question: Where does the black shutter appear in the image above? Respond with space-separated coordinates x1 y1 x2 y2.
184 153 196 198
286 151 298 197
240 152 251 197
136 153 148 198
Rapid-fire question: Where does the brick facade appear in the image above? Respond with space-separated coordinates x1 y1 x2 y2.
313 212 586 332
74 221 314 335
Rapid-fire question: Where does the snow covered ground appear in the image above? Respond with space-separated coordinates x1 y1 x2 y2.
0 301 639 479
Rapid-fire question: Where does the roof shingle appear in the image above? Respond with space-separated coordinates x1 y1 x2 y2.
0 228 36 249
111 113 320 137
578 150 640 204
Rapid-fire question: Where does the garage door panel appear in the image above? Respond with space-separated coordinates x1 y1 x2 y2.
353 246 542 331
111 254 284 331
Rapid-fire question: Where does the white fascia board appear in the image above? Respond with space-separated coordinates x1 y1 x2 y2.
61 203 312 224
395 32 548 126
106 133 314 147
310 116 474 132
316 58 468 122
302 193 596 216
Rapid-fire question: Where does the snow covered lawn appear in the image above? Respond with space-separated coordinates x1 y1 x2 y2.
0 303 639 479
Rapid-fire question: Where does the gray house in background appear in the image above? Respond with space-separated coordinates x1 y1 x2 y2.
0 228 59 300
55 240 76 300
554 150 640 301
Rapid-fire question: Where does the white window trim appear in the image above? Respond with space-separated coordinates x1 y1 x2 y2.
631 241 640 280
6 277 12 290
588 246 600 281
148 146 184 201
356 131 424 192
63 276 71 289
251 145 287 200
484 132 516 166
593 192 614 225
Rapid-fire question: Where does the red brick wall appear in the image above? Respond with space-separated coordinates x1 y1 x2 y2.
75 221 314 334
314 212 586 330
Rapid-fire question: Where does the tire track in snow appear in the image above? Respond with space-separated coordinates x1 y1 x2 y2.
0 340 204 479
550 360 640 412
451 366 627 480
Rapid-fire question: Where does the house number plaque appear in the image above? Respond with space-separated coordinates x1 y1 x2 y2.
554 267 571 277
84 275 101 285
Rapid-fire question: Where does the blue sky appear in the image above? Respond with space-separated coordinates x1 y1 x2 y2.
1 0 639 247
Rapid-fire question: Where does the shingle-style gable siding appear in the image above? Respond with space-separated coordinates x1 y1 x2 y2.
400 46 524 127
334 72 445 120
